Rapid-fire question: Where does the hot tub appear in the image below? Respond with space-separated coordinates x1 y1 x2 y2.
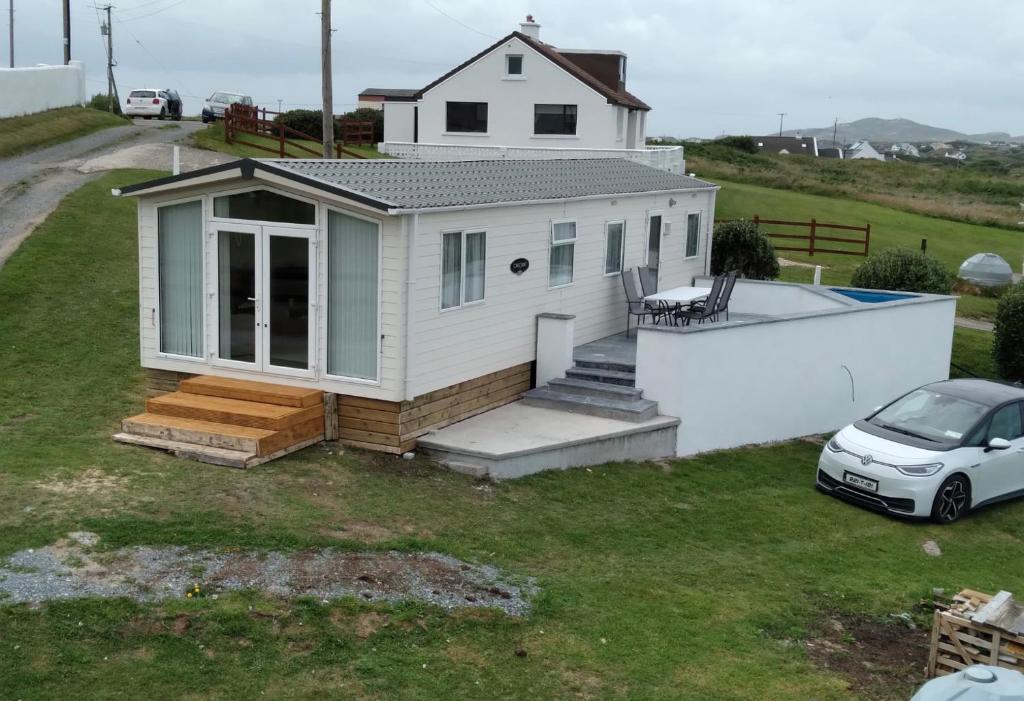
830 288 919 304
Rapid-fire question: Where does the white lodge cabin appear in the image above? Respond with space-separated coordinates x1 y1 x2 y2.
117 157 718 453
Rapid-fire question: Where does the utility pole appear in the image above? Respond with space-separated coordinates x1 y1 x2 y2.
320 0 334 158
62 0 70 64
832 117 838 148
777 112 787 137
8 0 13 68
99 5 114 112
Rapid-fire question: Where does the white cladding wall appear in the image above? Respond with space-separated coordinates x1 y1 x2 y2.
383 102 415 142
407 189 715 396
0 61 87 118
416 36 637 149
636 294 957 456
136 179 406 401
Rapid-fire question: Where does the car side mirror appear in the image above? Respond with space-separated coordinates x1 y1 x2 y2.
986 437 1011 452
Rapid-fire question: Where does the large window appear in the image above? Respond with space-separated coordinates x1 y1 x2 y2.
157 200 204 357
604 221 625 275
213 189 315 225
549 221 576 287
446 102 488 133
685 212 701 258
534 104 577 135
327 211 380 380
441 231 486 309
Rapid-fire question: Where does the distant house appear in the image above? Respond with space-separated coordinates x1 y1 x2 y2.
818 147 844 159
944 150 967 161
382 16 651 149
844 141 885 161
889 142 920 158
754 136 819 156
930 141 953 151
357 88 418 111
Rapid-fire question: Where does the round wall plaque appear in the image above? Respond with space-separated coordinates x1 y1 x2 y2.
510 258 529 275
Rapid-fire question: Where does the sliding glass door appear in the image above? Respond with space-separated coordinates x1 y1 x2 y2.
213 224 314 376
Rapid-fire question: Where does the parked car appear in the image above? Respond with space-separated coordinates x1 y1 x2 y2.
817 379 1024 523
201 91 253 123
125 88 182 120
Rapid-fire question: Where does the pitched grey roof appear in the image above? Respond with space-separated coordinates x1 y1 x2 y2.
262 158 715 211
358 88 418 100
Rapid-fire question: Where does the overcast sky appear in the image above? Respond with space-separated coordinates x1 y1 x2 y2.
11 0 1022 138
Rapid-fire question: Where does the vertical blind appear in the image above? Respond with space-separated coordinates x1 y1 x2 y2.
464 232 486 303
328 211 379 380
605 222 624 274
550 221 576 287
686 213 701 257
157 200 203 357
441 232 462 309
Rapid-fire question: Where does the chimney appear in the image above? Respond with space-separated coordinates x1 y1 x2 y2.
519 15 540 40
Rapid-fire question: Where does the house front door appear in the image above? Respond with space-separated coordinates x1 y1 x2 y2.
647 214 663 275
213 224 315 377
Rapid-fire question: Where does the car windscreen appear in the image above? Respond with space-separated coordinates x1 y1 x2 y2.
130 90 156 98
210 93 241 104
868 389 988 445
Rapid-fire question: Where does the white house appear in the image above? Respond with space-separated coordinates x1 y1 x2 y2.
382 17 650 150
114 157 718 459
844 140 885 161
889 142 920 158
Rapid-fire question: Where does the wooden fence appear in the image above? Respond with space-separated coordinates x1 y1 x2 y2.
223 105 367 159
339 119 375 146
716 214 870 257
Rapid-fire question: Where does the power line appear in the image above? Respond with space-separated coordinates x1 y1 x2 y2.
420 0 496 39
118 0 185 22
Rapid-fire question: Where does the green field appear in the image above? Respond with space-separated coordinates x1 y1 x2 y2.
0 170 1017 700
191 122 385 160
686 141 1024 229
0 107 128 159
715 180 1023 320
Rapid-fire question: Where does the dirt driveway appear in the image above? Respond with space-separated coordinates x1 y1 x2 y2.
0 119 231 267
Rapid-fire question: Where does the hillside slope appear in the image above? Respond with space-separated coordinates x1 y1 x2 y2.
781 117 1022 144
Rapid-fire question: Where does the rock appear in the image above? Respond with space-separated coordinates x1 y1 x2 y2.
402 452 415 460
922 540 942 557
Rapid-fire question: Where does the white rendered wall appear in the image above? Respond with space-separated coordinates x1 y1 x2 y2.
0 61 86 118
383 102 415 143
417 35 630 149
693 275 847 315
636 290 957 455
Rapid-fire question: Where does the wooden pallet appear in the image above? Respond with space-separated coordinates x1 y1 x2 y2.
115 376 324 468
928 589 1024 677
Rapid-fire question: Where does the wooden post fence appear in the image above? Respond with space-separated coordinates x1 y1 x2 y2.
723 214 870 257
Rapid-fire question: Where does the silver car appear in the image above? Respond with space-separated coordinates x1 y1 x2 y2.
201 91 253 123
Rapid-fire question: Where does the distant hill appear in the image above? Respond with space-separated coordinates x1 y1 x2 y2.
782 117 1024 144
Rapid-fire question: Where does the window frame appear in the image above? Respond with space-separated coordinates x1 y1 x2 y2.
504 54 525 78
985 402 1024 443
445 101 489 134
154 195 207 363
533 104 578 136
548 219 577 289
440 229 487 311
684 211 701 259
208 184 319 229
603 220 625 276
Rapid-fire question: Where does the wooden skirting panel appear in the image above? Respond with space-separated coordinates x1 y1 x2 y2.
144 369 197 398
336 363 532 454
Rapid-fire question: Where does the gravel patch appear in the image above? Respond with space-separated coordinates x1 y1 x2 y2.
76 143 233 174
0 533 536 616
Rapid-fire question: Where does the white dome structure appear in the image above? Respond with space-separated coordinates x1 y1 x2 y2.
959 253 1014 287
911 665 1024 700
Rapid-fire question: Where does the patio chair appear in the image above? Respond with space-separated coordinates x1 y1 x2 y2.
674 274 725 327
622 268 663 336
711 270 738 321
637 266 658 296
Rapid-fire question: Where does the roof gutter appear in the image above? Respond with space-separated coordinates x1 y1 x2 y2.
384 184 720 216
403 212 419 402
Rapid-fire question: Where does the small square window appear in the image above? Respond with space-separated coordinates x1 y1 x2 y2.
506 54 523 76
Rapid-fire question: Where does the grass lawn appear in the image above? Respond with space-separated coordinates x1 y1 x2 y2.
191 122 386 160
0 171 1020 700
716 180 1023 320
0 107 127 158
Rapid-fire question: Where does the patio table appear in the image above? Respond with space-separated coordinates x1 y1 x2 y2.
643 285 712 304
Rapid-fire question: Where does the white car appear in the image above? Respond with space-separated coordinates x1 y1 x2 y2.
125 88 170 119
817 379 1024 523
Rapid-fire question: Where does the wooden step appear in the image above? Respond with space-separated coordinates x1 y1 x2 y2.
147 391 323 431
122 413 279 455
113 432 256 469
180 375 322 408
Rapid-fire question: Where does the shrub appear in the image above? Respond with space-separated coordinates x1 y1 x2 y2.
273 107 383 143
993 284 1024 381
340 107 384 143
850 248 953 294
710 220 780 280
714 135 758 154
87 92 121 116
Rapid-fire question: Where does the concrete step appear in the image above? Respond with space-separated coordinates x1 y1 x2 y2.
113 432 256 469
572 358 637 374
520 387 658 423
147 391 323 431
565 366 636 387
547 377 643 401
180 375 322 408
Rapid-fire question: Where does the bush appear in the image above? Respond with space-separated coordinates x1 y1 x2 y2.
993 284 1024 381
850 248 953 294
273 107 383 143
87 92 121 116
714 135 758 154
710 220 780 280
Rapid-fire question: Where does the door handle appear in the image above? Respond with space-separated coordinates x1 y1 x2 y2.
247 297 258 301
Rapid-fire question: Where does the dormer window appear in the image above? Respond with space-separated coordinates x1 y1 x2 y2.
506 54 524 77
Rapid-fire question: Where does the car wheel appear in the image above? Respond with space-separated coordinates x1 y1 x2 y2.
158 108 166 120
931 475 970 523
